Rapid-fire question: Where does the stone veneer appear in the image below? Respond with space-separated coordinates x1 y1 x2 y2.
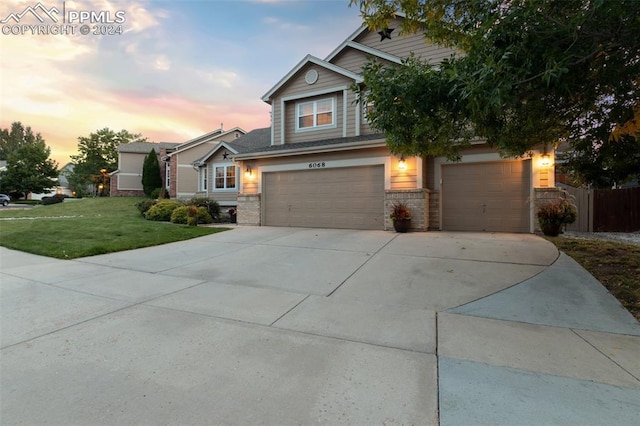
237 194 261 226
384 189 430 231
428 190 440 230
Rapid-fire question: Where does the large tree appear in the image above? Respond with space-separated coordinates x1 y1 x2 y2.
69 128 146 195
0 122 59 196
352 0 640 185
141 148 162 197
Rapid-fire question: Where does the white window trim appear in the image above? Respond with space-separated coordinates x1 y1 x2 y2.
200 166 208 192
295 97 337 133
212 163 238 192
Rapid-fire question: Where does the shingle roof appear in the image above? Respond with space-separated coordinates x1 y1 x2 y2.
236 132 386 157
226 127 272 153
117 142 180 153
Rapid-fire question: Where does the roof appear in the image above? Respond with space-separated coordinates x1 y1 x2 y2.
192 128 272 166
117 142 180 153
235 132 386 160
170 127 247 155
261 55 364 103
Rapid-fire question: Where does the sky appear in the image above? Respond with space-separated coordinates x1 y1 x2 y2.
0 0 363 166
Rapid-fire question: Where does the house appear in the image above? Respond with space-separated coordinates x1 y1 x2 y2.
232 16 555 232
27 162 76 200
167 127 247 199
111 142 180 197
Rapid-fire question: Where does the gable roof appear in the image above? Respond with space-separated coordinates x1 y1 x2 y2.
261 55 364 103
117 141 180 153
192 128 272 166
326 40 403 65
169 127 247 156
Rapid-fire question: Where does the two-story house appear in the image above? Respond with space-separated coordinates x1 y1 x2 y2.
233 16 554 232
111 142 179 197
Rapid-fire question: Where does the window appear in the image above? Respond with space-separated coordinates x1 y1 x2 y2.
296 98 334 130
165 163 171 189
362 91 374 123
214 165 236 190
200 167 207 191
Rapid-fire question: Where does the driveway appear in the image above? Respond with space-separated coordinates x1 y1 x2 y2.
1 227 639 425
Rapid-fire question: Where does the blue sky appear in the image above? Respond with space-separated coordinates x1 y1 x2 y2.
0 0 363 165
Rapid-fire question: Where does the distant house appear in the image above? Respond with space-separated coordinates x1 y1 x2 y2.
111 142 180 197
230 15 555 232
27 162 76 200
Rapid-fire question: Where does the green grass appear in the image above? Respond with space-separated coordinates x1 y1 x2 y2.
545 236 640 321
0 197 229 259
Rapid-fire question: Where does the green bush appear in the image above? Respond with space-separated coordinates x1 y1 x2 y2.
136 199 156 217
171 206 213 225
149 188 162 199
41 195 64 205
145 200 183 221
188 197 220 220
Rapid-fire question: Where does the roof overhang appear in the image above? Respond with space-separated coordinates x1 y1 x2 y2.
261 55 363 103
234 138 387 161
192 142 239 167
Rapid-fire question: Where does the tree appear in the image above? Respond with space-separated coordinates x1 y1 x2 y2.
69 128 146 195
141 148 162 197
352 0 640 184
0 122 59 196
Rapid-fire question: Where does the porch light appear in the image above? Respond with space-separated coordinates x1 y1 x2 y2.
398 156 407 171
245 165 253 178
540 154 551 168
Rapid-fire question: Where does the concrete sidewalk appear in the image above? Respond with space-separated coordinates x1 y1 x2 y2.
1 227 639 425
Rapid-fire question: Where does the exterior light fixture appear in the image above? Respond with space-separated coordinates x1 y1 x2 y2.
245 165 253 178
540 154 551 168
398 156 407 171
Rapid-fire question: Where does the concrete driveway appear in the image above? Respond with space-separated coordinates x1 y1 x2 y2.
1 227 639 425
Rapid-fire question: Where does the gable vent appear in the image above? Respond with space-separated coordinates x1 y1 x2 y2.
305 69 319 85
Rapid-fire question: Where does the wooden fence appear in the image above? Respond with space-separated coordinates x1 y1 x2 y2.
558 185 640 232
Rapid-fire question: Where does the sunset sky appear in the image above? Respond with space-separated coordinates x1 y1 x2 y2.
0 0 363 167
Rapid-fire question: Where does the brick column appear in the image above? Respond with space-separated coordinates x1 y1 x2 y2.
237 193 261 226
384 189 430 231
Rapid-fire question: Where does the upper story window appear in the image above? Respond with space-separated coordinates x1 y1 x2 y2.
296 98 335 131
362 90 374 124
214 164 236 190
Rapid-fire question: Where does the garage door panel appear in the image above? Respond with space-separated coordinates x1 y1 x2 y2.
442 161 530 233
264 166 384 230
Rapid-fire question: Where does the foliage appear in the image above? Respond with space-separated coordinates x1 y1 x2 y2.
41 194 65 205
0 197 227 259
145 200 183 221
142 149 162 197
171 206 213 225
188 197 220 219
0 122 59 196
389 201 411 221
150 188 161 199
536 193 577 227
69 128 146 195
135 199 156 217
352 0 640 181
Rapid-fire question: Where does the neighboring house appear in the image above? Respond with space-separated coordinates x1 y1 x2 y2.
111 142 180 197
27 162 75 200
167 127 247 199
232 16 554 232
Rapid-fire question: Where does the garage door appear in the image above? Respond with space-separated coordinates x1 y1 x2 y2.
442 160 531 232
263 166 384 230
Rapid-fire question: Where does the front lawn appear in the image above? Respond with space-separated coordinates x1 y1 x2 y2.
0 197 228 259
545 236 640 321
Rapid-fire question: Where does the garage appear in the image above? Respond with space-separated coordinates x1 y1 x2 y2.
442 160 531 232
263 165 384 230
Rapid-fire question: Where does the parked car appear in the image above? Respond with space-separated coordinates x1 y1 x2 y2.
0 194 10 206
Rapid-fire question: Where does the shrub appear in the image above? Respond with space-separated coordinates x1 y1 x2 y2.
536 194 577 227
171 206 213 225
41 195 64 205
188 197 220 220
136 199 156 217
149 188 162 199
145 200 183 221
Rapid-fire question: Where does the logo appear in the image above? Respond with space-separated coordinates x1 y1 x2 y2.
1 2 126 36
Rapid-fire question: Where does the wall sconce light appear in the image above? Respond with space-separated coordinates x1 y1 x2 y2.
398 156 407 171
540 154 551 168
244 165 253 178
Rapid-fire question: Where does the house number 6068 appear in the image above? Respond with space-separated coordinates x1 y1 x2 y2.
308 162 326 168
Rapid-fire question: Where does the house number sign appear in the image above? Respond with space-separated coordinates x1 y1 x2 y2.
308 162 326 168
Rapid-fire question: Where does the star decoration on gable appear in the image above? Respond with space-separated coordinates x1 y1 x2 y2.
222 151 229 160
378 27 394 41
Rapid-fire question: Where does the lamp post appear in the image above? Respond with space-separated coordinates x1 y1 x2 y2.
99 168 108 196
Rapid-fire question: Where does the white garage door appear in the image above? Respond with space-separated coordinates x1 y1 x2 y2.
263 166 384 230
442 160 531 232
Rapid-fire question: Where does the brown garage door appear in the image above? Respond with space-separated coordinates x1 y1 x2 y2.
442 160 531 232
263 166 384 230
